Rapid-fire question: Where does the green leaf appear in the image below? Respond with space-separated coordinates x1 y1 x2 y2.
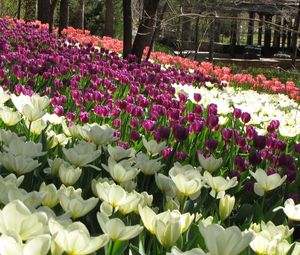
129 244 142 255
112 240 129 255
287 242 296 255
185 223 204 250
234 203 253 225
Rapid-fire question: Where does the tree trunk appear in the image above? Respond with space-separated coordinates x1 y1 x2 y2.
75 0 85 29
104 0 114 36
230 14 238 57
17 0 22 19
282 19 287 50
181 1 192 47
273 15 281 50
247 12 255 45
145 1 167 61
38 0 50 24
214 19 220 43
59 0 69 35
292 1 300 66
24 0 36 21
258 13 264 45
287 20 293 49
131 0 160 62
263 14 273 57
123 0 132 59
49 0 59 33
209 20 215 62
194 15 200 60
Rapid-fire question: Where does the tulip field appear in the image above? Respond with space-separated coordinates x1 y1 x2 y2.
1 16 300 255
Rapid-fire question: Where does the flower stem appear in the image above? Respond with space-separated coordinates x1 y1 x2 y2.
107 240 114 255
28 120 32 140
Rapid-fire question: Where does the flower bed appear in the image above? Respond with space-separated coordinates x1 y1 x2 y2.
0 17 300 255
61 25 300 102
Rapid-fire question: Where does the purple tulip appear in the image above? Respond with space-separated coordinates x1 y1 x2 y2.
173 125 189 142
193 93 201 102
253 135 267 150
113 119 121 128
157 126 171 140
245 180 254 192
241 112 251 123
234 155 248 172
118 141 129 149
175 151 187 161
162 147 173 158
142 120 156 132
295 143 300 154
66 112 75 122
54 106 64 116
190 120 204 133
78 111 89 123
167 108 180 121
132 106 144 118
276 141 287 152
111 108 121 117
130 130 140 141
267 167 279 175
186 113 196 123
205 138 218 150
233 108 242 119
228 171 241 181
221 128 232 143
277 154 295 168
206 114 219 129
236 136 247 147
246 126 257 140
284 168 297 183
267 123 276 133
45 86 51 95
270 120 280 129
178 93 188 103
249 150 261 166
193 105 203 116
208 103 218 115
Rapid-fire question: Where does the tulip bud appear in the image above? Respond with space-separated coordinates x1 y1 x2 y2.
219 195 235 221
233 108 242 119
58 163 82 186
253 135 267 150
173 125 189 142
205 138 218 150
40 182 60 208
193 93 202 102
241 112 251 123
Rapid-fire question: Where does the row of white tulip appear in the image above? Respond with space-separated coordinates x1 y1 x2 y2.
174 83 300 138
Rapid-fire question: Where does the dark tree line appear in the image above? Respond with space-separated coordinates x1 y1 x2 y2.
20 0 162 62
18 0 300 63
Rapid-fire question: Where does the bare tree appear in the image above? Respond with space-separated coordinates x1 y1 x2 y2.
123 0 132 58
17 0 22 19
49 0 59 33
38 0 50 24
131 0 160 62
74 0 85 29
292 1 300 66
104 0 114 36
59 0 69 35
146 1 168 60
24 0 36 21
